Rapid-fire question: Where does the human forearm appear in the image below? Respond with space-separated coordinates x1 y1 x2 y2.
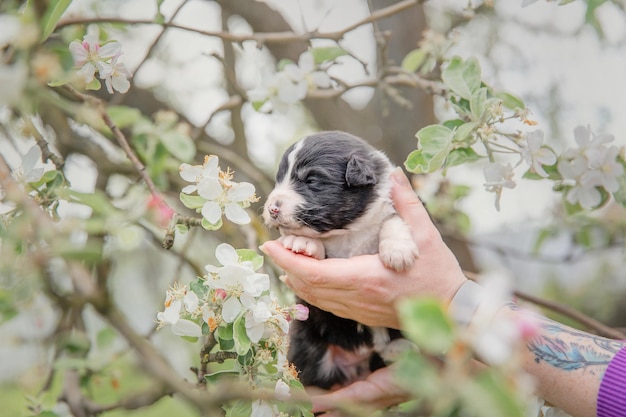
501 305 624 417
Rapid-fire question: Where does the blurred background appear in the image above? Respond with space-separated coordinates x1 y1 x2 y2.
1 0 625 415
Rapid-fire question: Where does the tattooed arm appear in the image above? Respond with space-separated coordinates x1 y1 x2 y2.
500 305 625 417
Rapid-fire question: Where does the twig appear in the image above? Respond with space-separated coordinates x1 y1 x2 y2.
62 85 174 214
464 270 626 340
56 0 422 44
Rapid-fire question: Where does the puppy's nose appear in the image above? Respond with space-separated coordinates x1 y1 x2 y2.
268 202 281 219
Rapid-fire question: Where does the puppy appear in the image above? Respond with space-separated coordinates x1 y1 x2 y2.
263 131 419 389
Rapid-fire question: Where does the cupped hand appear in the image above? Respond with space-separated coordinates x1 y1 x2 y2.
260 168 467 329
308 366 410 416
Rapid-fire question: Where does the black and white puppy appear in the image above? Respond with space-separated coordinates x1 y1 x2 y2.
263 131 419 389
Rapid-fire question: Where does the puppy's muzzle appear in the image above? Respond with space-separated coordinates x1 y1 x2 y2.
267 202 280 219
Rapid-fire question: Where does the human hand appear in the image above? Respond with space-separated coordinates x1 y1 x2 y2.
308 366 410 416
259 168 467 329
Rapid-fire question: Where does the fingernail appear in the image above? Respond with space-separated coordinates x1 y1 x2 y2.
258 243 268 255
278 274 288 283
391 166 410 187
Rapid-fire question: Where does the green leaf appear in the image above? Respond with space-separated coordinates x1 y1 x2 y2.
179 193 206 209
32 412 60 417
442 119 465 130
107 106 143 129
48 78 71 87
310 46 348 64
61 189 116 215
442 56 482 100
58 331 92 355
233 315 251 356
180 336 198 343
277 58 295 71
522 163 560 181
205 369 240 384
402 48 427 72
174 223 188 234
470 87 489 120
216 324 234 341
41 0 73 41
397 298 454 354
96 327 116 348
190 278 208 299
394 349 440 398
236 249 264 270
496 92 525 110
0 289 18 323
445 147 483 168
404 125 454 174
201 217 223 231
218 337 235 351
453 122 478 143
225 400 252 417
461 371 526 417
252 100 267 111
85 78 101 91
160 131 195 162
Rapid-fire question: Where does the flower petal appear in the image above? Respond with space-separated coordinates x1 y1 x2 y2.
171 319 202 337
197 178 223 200
222 297 242 323
227 182 255 202
224 203 250 225
215 243 239 266
179 163 203 182
201 201 222 224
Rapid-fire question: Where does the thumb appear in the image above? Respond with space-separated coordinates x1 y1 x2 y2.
389 167 429 225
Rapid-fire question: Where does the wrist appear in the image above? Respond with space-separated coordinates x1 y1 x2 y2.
448 279 482 328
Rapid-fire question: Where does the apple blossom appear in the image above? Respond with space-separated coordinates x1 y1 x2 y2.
521 130 556 177
69 25 131 93
179 155 258 227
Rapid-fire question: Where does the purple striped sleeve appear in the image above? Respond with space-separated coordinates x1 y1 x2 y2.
597 346 626 417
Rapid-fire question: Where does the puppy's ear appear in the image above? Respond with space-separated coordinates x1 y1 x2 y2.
345 154 377 187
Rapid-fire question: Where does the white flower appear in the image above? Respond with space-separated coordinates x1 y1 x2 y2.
180 155 257 226
156 284 203 337
483 162 515 190
241 294 290 343
0 62 27 106
463 273 523 366
593 146 624 192
0 14 21 47
180 155 220 194
12 145 44 184
156 299 203 337
103 57 131 94
521 130 556 177
204 244 270 323
0 14 38 49
274 379 291 401
247 50 332 113
251 400 277 417
69 25 130 93
483 162 516 210
557 126 624 210
521 0 540 7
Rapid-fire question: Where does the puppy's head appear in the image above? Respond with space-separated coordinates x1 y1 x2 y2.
263 131 391 237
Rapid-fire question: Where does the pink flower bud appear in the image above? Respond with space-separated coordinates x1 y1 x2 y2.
147 195 174 227
214 289 227 300
292 304 309 321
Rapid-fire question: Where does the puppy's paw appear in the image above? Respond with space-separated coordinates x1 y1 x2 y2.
279 235 325 260
379 237 419 272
